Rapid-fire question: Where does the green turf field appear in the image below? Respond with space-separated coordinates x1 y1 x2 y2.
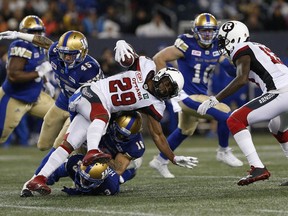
0 133 287 216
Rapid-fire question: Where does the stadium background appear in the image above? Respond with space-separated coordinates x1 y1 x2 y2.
0 0 288 143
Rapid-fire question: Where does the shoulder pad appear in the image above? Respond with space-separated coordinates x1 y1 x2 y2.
174 38 189 52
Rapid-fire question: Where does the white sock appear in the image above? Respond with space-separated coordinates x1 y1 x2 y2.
280 142 288 157
38 146 69 177
157 155 168 164
234 129 264 168
87 119 107 151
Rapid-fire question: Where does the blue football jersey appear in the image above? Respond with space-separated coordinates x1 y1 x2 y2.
175 34 221 95
48 42 103 111
2 40 46 103
99 126 145 160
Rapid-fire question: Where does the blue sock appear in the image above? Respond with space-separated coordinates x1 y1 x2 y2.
217 121 229 148
205 108 231 149
121 168 136 183
159 128 187 160
47 163 68 185
35 147 56 175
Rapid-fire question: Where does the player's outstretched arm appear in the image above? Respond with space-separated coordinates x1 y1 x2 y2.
0 31 53 49
146 114 198 168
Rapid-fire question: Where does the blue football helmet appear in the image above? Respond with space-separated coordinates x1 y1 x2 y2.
19 15 45 34
56 30 88 69
192 13 219 46
76 161 109 191
111 111 142 143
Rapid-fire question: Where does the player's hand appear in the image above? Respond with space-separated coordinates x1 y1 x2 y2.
44 82 55 97
173 156 198 168
36 61 52 77
197 96 219 115
0 31 19 40
114 40 133 63
62 186 82 195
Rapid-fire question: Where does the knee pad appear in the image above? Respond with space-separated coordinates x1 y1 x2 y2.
227 115 247 135
272 131 288 143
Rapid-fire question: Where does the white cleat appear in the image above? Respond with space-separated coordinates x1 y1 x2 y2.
216 147 243 167
149 157 175 178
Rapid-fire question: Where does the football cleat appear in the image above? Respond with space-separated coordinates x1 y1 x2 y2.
149 157 175 178
27 175 51 195
237 166 271 186
216 147 243 167
82 149 111 166
20 188 33 197
280 181 288 186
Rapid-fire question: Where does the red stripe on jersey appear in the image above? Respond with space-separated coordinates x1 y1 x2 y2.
90 103 109 123
227 106 252 135
136 58 141 71
233 45 249 61
148 104 163 121
272 130 288 143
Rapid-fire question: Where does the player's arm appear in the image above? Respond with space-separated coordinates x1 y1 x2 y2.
146 114 175 162
153 46 184 72
7 57 39 83
31 35 53 49
216 55 251 101
108 153 132 175
0 31 53 49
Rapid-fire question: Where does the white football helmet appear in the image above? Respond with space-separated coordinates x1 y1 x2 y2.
218 21 250 55
152 67 184 100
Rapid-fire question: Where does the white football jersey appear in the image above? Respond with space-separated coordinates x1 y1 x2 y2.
89 56 166 118
230 42 288 93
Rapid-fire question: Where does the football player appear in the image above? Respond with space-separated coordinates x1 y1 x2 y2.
0 29 103 196
99 111 144 180
0 15 54 144
149 13 243 178
197 20 288 185
48 154 120 196
45 111 145 195
24 40 199 196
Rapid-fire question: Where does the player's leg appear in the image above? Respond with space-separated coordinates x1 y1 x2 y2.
182 95 243 167
268 113 288 186
228 93 288 185
0 89 31 144
27 114 89 195
20 106 70 197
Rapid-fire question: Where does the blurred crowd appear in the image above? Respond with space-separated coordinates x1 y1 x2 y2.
0 0 287 39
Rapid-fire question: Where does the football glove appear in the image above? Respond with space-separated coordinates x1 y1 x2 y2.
114 40 134 63
0 31 34 42
197 96 219 115
36 61 52 78
173 156 198 168
62 186 82 195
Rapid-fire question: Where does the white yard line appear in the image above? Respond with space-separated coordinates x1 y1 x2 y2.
0 204 167 216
